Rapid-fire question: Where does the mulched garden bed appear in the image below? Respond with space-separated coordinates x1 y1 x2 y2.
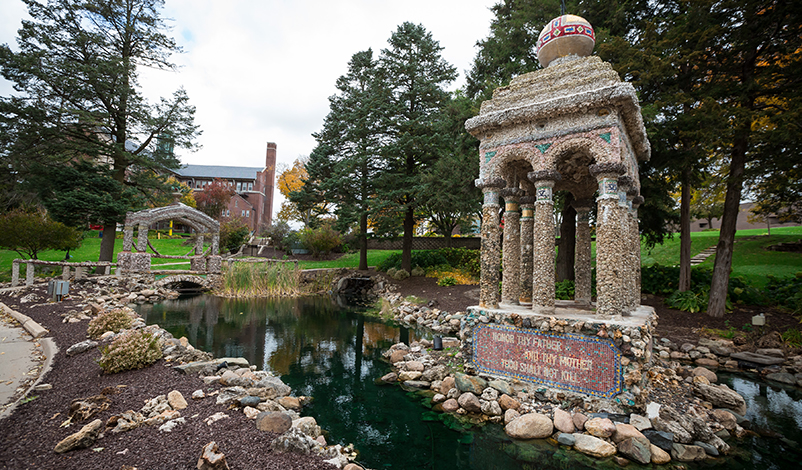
0 286 335 470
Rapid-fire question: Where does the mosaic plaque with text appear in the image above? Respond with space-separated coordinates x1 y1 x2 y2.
473 324 622 398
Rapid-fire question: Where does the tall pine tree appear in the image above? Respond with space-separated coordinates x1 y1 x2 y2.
0 0 200 262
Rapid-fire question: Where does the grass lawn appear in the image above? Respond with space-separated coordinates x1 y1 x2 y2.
2 227 800 286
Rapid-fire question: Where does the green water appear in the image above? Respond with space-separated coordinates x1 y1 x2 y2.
139 295 802 469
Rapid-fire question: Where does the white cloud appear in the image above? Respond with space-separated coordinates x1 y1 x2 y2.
1 0 498 219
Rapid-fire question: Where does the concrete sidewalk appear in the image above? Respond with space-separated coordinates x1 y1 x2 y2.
0 303 55 420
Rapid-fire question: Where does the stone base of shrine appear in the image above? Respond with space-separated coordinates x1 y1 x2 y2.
462 301 656 401
117 252 151 273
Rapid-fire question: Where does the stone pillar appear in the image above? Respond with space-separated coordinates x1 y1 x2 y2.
26 262 35 286
617 176 635 313
211 234 220 256
136 223 149 252
74 266 86 280
518 196 535 304
11 260 20 287
123 225 135 251
191 256 206 272
501 188 524 305
476 178 505 308
62 265 70 280
528 170 561 313
590 163 627 317
572 199 593 306
632 195 645 309
195 235 204 255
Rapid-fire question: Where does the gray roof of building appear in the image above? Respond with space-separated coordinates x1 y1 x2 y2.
174 164 264 180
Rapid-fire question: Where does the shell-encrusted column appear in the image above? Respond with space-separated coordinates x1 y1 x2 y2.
123 225 135 251
501 188 524 305
211 234 220 256
528 170 561 313
572 199 593 306
195 235 205 255
632 195 645 309
477 178 505 308
590 163 626 317
519 196 535 304
136 223 149 252
617 176 635 314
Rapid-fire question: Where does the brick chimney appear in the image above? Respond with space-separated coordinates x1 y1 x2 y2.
263 142 277 227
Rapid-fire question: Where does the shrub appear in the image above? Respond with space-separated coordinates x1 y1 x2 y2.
411 266 426 277
300 224 342 258
87 308 135 339
766 273 802 315
666 288 711 313
555 280 575 300
437 248 480 277
437 276 457 286
262 221 291 251
220 218 250 253
377 250 449 272
392 269 410 281
97 330 162 374
386 267 398 278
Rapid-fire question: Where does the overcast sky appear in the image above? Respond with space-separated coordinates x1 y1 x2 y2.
0 0 499 219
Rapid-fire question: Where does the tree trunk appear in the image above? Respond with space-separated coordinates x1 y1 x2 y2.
679 169 692 291
401 205 414 273
99 223 116 262
555 202 576 282
358 212 368 271
707 129 748 317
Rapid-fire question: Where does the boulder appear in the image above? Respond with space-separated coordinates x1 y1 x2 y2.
442 399 459 413
504 409 520 425
629 414 651 431
693 383 747 415
167 390 188 410
618 437 652 465
481 387 499 401
498 394 520 411
613 423 646 444
66 340 98 357
584 417 616 438
277 396 301 411
505 413 553 440
252 376 292 398
292 417 321 438
379 372 397 383
695 358 719 368
553 408 575 433
271 427 318 454
488 379 513 396
712 409 737 431
573 412 588 431
422 365 448 382
174 357 250 375
691 366 718 383
406 360 425 372
439 376 456 394
256 411 292 434
398 370 423 381
239 396 262 408
694 440 719 456
556 433 576 446
650 444 671 464
457 392 482 413
197 441 230 470
766 372 797 385
643 429 674 452
481 400 503 416
572 433 617 458
389 349 406 364
54 419 103 453
454 373 487 395
671 443 707 462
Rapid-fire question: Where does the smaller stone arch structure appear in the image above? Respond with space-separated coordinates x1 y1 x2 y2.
154 274 211 291
117 203 222 274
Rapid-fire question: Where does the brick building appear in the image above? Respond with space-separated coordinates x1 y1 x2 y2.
172 142 277 233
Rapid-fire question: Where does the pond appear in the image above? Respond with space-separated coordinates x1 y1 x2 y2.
138 295 802 469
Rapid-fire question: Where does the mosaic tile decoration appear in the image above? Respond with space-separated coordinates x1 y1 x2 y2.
473 323 623 398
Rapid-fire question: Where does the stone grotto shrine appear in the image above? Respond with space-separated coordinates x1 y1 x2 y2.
463 14 657 401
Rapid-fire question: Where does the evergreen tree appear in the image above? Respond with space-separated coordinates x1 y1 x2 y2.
293 49 386 270
0 0 200 262
375 23 457 272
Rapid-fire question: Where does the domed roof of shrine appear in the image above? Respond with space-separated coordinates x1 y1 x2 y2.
537 14 595 68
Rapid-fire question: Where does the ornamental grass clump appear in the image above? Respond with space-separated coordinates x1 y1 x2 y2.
97 329 162 374
87 308 136 339
220 260 301 297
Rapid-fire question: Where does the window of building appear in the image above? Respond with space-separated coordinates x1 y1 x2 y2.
248 182 253 191
237 182 242 192
246 210 250 218
226 210 230 217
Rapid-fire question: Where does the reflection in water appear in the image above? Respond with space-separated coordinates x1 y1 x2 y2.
139 296 802 470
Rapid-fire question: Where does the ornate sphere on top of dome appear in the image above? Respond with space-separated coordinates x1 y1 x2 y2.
536 14 595 68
